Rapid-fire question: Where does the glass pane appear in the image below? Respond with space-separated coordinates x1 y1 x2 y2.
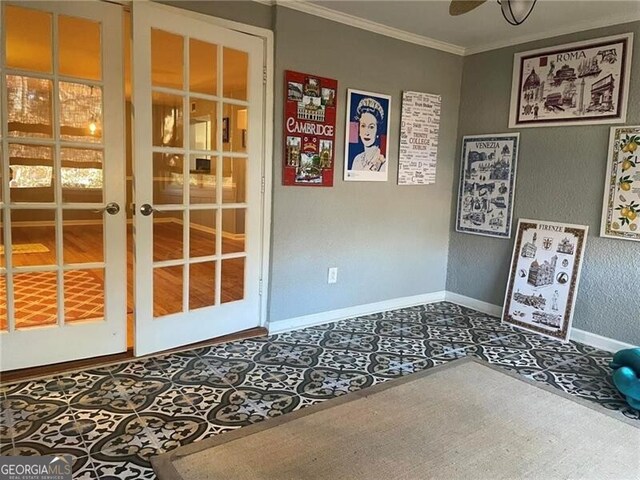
189 261 216 310
154 265 183 317
223 47 247 100
221 257 244 304
190 39 217 95
222 157 245 203
222 104 247 153
153 210 183 262
65 269 104 323
221 208 245 254
7 76 53 138
151 29 183 90
153 152 183 205
0 275 6 331
59 82 102 143
63 210 103 264
0 211 4 268
189 154 216 204
15 271 58 328
9 144 54 203
5 5 52 73
59 15 101 80
153 92 183 147
11 209 56 267
189 98 217 151
190 209 216 258
61 148 103 202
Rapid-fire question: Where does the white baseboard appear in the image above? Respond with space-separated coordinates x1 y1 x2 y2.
268 291 446 334
444 291 637 352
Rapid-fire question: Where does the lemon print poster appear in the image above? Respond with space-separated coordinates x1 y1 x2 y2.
601 126 640 241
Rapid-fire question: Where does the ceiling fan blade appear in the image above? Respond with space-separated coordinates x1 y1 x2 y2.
449 0 487 16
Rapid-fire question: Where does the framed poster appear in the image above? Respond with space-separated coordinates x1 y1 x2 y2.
601 126 640 241
398 91 441 185
283 70 337 186
503 219 588 342
344 89 391 182
509 33 633 128
455 133 519 238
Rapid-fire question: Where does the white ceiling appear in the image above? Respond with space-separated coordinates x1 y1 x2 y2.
283 1 640 55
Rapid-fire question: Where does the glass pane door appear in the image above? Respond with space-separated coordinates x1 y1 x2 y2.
133 2 264 356
0 1 126 371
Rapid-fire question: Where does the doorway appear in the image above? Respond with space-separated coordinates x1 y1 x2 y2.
0 1 270 371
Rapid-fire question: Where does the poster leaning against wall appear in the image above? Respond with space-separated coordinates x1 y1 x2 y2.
456 133 519 238
601 125 640 241
503 219 588 342
509 33 633 128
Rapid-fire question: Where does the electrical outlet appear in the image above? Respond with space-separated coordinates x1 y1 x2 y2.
328 267 338 284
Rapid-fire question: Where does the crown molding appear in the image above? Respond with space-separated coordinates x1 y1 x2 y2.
269 0 466 56
463 11 640 55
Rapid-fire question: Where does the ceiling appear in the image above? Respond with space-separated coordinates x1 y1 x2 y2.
285 1 640 55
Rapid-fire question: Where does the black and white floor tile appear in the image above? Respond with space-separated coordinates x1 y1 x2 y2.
1 302 637 478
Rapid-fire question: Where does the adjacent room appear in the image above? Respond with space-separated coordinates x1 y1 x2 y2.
0 0 638 479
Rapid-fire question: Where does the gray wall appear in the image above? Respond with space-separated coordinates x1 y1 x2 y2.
447 22 640 345
269 7 462 321
163 1 463 323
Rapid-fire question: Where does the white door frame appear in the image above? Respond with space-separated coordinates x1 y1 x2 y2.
131 2 273 356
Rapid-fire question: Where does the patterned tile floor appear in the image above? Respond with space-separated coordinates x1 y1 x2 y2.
0 302 637 479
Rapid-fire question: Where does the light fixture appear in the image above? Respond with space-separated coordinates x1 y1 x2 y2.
499 0 537 26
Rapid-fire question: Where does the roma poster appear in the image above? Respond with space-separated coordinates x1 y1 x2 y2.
398 91 441 186
455 134 519 238
503 219 588 342
509 33 633 128
601 126 640 241
283 70 337 186
344 89 391 182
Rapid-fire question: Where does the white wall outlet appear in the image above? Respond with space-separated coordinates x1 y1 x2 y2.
328 267 338 284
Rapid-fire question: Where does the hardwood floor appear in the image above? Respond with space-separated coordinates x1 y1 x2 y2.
1 221 247 348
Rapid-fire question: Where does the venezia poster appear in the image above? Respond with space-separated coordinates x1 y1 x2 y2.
455 134 519 238
509 33 633 128
283 70 337 186
398 91 441 185
503 219 588 342
601 126 640 241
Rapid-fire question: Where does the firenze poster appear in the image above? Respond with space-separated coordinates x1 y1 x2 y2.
398 91 441 185
283 70 337 186
503 219 588 342
509 33 633 128
456 134 519 238
601 126 640 241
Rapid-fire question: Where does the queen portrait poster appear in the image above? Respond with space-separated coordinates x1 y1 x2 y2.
344 89 391 182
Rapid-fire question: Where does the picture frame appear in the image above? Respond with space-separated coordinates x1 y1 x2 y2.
600 125 640 241
455 133 519 238
344 89 391 182
222 117 229 143
508 33 633 128
502 219 588 342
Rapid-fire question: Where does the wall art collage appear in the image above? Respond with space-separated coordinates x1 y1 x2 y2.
282 71 442 186
503 220 588 341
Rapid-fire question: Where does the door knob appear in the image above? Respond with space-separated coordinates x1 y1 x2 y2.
139 204 155 216
93 202 120 215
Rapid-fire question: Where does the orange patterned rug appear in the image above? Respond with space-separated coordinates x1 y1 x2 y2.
4 270 105 328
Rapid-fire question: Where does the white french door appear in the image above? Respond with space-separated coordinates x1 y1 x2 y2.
0 1 126 371
132 3 265 356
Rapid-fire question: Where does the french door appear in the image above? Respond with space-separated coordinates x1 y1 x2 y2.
0 1 126 370
132 3 265 356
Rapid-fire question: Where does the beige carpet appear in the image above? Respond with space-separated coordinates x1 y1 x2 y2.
152 358 640 480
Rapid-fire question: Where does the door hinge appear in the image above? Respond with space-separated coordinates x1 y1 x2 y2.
263 66 267 85
261 176 265 194
259 279 263 296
